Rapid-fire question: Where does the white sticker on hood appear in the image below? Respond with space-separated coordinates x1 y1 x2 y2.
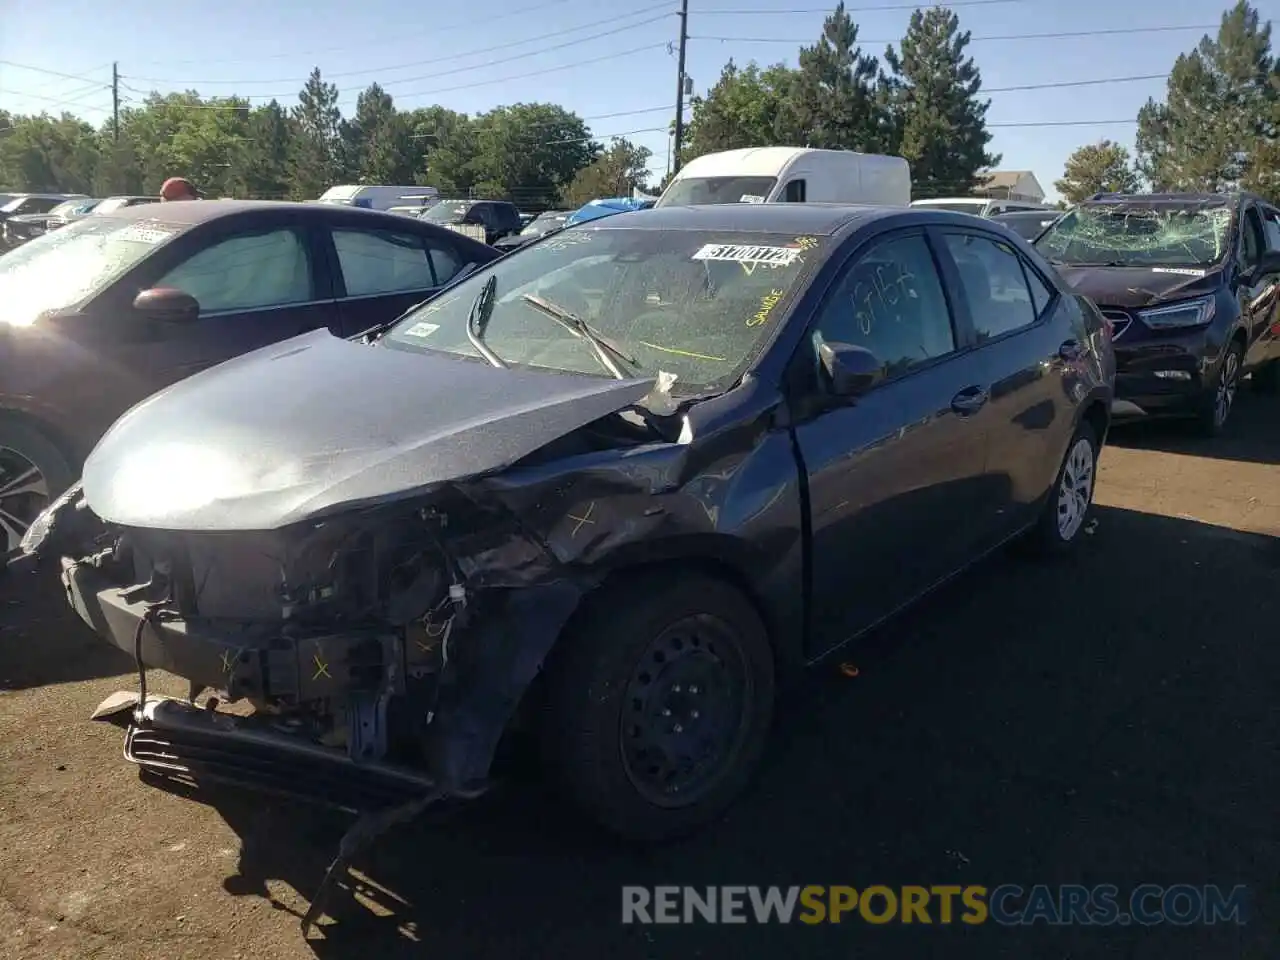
1151 267 1206 277
403 321 440 338
692 243 801 266
117 225 177 244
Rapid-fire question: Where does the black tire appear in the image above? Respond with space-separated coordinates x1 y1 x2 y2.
1193 341 1244 437
0 418 76 554
541 572 775 842
1251 358 1279 395
1026 420 1099 557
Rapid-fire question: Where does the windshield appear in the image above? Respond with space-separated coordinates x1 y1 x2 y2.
422 200 473 223
521 212 569 235
999 215 1057 240
46 199 94 218
1035 202 1233 267
384 228 822 391
0 215 184 326
93 197 144 215
659 176 777 207
1 196 33 214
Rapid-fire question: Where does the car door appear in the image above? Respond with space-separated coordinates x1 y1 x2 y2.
326 222 469 336
1239 203 1280 369
788 228 992 656
136 217 340 388
936 226 1080 541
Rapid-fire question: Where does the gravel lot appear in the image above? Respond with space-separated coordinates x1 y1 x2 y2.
1 395 1277 960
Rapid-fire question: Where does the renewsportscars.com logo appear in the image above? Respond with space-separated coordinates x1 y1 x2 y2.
621 884 1251 926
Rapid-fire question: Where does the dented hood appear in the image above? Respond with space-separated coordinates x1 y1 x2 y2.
1052 263 1225 310
82 329 655 531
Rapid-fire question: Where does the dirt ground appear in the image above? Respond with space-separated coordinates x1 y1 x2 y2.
1 396 1277 960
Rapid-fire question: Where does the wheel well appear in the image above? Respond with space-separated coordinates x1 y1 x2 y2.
1082 398 1110 446
0 409 82 469
1231 326 1248 356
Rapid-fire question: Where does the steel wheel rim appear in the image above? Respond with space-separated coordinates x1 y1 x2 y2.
1057 437 1094 541
620 613 752 808
0 446 48 553
1215 351 1239 427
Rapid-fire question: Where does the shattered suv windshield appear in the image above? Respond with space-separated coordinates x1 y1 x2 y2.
383 227 823 391
1035 200 1233 267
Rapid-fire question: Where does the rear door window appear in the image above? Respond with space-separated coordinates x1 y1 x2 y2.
942 232 1040 340
333 227 436 296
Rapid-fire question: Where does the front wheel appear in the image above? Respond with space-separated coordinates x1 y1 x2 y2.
542 573 775 841
1194 342 1243 437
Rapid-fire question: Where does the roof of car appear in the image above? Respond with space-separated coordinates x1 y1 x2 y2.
585 202 910 236
1082 192 1250 207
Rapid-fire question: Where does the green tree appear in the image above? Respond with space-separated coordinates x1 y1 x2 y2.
343 84 418 185
782 2 887 152
290 68 344 200
1054 140 1141 202
468 103 594 206
407 106 477 194
1136 1 1277 193
112 92 251 197
235 101 295 199
0 113 100 192
683 60 799 161
562 137 652 206
883 6 999 198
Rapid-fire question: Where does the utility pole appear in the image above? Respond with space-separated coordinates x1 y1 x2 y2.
672 0 689 175
111 62 120 143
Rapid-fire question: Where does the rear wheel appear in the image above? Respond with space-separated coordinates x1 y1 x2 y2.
1026 421 1098 556
542 573 775 841
0 420 75 554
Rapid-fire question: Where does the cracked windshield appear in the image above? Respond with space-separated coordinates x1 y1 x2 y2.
1 0 1276 956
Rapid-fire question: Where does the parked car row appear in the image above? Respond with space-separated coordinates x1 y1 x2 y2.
1 195 159 250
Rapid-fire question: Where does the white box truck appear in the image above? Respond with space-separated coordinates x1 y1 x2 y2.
655 147 911 208
317 185 439 211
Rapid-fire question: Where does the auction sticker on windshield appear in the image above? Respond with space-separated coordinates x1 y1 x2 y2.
402 321 440 338
116 222 179 244
692 243 803 267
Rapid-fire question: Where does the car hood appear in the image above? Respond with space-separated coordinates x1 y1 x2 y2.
82 329 656 532
1052 263 1225 310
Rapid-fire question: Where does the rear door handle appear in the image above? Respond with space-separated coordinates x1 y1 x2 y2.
951 385 989 415
1058 339 1084 361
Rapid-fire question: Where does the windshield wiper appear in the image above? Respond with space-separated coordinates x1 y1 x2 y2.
519 292 639 380
467 275 505 368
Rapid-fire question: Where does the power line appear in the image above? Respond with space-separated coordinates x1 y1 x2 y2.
691 23 1219 44
124 4 676 85
0 88 113 111
0 60 112 86
127 0 591 66
698 0 1026 13
122 42 672 104
984 72 1166 94
543 125 670 145
988 118 1138 127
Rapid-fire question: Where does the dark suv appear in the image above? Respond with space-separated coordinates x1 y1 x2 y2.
1035 192 1280 435
418 199 523 244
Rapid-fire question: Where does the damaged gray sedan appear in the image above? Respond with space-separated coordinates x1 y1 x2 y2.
18 204 1113 858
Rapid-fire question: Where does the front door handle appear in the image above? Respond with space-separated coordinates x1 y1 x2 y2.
1058 339 1084 361
951 385 989 415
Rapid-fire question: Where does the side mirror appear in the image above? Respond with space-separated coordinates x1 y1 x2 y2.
819 341 884 397
133 287 200 324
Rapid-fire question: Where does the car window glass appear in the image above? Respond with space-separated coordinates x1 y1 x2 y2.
944 233 1038 340
1240 207 1264 268
158 228 311 313
333 227 435 296
1262 208 1280 251
783 180 807 202
1024 261 1054 317
813 233 956 379
425 241 463 285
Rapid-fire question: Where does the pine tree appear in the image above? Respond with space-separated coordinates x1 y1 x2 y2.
290 68 343 200
1054 141 1141 203
1136 1 1277 193
883 6 999 198
782 2 887 153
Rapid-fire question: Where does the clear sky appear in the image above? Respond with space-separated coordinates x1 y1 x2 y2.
1 0 1273 201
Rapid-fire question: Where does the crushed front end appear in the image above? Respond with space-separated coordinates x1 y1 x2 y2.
44 482 589 811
